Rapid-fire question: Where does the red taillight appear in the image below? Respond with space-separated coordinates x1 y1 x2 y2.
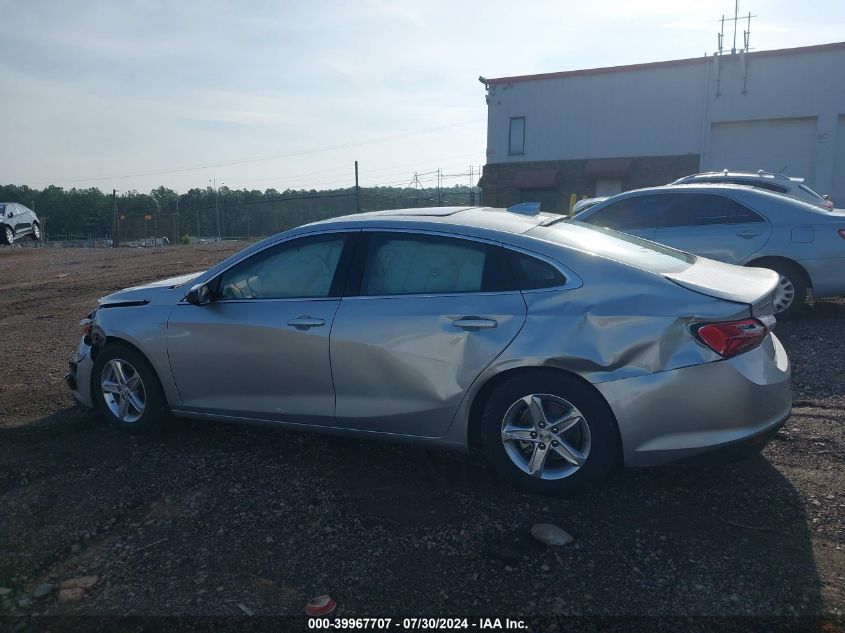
838 228 845 240
693 318 772 358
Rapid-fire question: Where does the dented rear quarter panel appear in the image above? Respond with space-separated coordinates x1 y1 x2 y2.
441 239 755 447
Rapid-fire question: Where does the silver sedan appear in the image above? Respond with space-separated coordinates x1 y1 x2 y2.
571 184 845 318
67 205 791 496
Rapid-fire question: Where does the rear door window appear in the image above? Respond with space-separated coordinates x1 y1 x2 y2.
358 233 516 296
661 193 765 227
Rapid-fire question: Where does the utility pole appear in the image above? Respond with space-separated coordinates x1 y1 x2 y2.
210 179 222 241
112 189 118 247
150 193 161 247
354 160 360 213
174 196 180 243
437 168 442 205
196 201 200 241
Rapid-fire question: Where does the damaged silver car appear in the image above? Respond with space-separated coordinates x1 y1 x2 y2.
67 205 791 496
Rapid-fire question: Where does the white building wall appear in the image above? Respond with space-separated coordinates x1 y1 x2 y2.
486 62 704 163
485 43 845 200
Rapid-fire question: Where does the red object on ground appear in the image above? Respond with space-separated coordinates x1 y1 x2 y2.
305 595 336 616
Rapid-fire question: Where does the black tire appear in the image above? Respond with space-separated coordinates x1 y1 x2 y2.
92 343 167 433
1 225 13 245
30 222 41 241
761 261 807 320
480 371 620 497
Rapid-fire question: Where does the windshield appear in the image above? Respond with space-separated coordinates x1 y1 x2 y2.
529 220 696 274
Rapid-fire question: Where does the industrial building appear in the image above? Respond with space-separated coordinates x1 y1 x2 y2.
480 41 845 211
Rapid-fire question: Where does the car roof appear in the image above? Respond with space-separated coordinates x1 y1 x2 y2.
603 183 777 197
678 171 802 184
307 206 563 235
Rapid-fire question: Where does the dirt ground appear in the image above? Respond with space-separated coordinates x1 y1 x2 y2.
0 244 842 629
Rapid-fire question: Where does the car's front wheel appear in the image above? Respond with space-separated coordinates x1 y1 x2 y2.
30 222 41 241
764 261 807 320
92 344 167 433
1 226 13 245
481 371 620 497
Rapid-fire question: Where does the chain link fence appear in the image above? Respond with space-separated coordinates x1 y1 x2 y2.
40 189 480 248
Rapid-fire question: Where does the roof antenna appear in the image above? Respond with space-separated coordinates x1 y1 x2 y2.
507 202 541 216
716 2 755 56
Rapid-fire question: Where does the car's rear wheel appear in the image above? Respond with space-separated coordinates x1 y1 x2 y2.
481 371 620 496
92 344 166 433
30 222 41 241
2 226 13 245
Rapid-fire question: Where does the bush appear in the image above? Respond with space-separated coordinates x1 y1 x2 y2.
180 234 191 245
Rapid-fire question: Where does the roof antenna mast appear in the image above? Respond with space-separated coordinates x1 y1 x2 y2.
716 1 754 56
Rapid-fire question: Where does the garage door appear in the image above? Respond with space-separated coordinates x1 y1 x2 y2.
706 117 817 185
833 116 845 207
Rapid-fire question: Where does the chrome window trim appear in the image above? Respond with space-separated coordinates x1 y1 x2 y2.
202 297 342 306
359 226 500 246
342 290 522 301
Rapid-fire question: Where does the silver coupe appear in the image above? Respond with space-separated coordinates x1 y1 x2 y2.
67 205 791 495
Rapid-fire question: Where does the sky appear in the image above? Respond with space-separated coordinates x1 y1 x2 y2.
1 0 843 194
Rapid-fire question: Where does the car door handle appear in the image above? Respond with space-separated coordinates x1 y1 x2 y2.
287 316 325 330
451 317 498 331
736 230 761 239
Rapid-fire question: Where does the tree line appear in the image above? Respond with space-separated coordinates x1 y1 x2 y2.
0 183 481 241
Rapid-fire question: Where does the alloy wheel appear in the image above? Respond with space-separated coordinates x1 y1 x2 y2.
772 275 795 314
500 394 591 480
101 358 146 423
4 227 12 243
32 224 41 239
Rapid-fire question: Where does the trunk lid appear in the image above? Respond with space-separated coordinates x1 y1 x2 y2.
662 257 779 316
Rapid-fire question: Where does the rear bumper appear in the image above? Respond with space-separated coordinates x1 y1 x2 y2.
799 257 845 299
671 412 788 465
596 333 792 467
66 337 95 409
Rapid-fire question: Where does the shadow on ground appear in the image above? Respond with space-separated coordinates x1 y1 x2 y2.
0 406 824 618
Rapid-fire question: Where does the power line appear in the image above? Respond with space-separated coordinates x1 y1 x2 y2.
28 118 484 185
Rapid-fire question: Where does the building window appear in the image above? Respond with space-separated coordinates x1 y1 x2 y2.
509 117 525 156
595 178 622 197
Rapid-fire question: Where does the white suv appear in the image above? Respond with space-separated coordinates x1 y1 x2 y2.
670 171 834 210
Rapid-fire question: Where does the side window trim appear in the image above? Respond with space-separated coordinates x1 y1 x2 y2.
208 230 360 302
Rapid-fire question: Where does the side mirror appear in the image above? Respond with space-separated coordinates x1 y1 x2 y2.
186 282 212 306
823 194 830 200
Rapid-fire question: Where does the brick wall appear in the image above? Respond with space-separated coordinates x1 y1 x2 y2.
480 154 701 211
